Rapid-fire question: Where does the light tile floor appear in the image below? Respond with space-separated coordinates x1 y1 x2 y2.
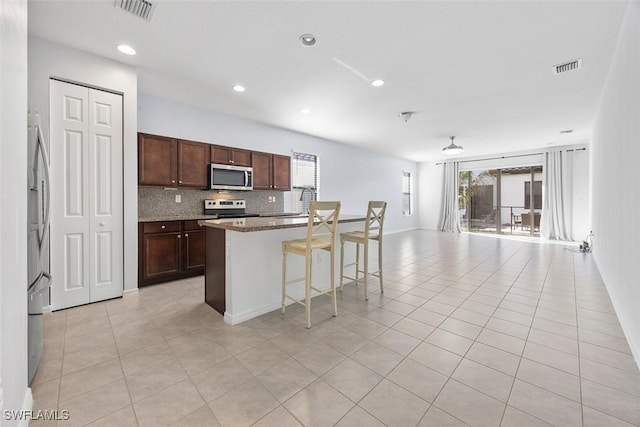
31 230 640 426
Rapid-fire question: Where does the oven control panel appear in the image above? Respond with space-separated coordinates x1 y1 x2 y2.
204 199 246 210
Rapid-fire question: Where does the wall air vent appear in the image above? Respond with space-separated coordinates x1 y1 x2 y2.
553 58 582 75
115 0 156 22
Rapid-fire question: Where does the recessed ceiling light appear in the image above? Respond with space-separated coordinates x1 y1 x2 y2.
301 108 311 114
371 79 384 87
232 85 246 92
299 34 317 47
117 44 136 55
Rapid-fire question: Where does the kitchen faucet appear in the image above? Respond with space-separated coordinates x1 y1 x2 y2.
299 187 316 213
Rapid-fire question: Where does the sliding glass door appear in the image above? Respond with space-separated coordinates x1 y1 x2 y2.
459 166 542 237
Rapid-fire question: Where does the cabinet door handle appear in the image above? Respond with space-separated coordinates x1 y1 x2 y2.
177 235 181 239
230 160 234 164
161 225 166 229
171 180 175 183
179 180 182 184
185 233 189 238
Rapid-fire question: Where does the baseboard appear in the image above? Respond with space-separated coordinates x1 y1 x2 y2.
385 227 418 235
123 288 139 297
595 259 640 371
19 388 33 427
224 302 280 325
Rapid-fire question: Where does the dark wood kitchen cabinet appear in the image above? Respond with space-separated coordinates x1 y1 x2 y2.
138 134 177 186
182 220 206 272
139 220 205 286
138 133 210 187
251 151 291 190
178 140 210 187
210 144 251 167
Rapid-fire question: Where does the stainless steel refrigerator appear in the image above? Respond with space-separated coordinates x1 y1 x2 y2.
27 112 52 385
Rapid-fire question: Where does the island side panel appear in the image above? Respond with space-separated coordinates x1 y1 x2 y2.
224 222 361 325
205 227 226 315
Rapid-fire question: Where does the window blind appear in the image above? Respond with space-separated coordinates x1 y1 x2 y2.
402 171 412 216
292 152 318 213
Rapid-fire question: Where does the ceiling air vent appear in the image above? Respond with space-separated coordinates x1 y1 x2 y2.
553 58 582 75
115 0 156 22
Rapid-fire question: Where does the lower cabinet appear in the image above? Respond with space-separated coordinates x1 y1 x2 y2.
139 220 205 286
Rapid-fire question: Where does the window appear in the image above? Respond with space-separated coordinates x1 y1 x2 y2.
402 171 412 216
292 152 318 213
524 181 542 209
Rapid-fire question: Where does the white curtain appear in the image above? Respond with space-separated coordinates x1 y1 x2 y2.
440 161 461 232
541 149 572 240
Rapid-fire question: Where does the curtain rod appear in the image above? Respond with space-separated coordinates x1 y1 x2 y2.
435 147 586 165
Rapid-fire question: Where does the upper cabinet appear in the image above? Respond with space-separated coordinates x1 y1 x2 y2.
139 132 290 191
138 133 177 186
211 145 251 167
138 133 210 188
177 139 210 187
252 151 291 191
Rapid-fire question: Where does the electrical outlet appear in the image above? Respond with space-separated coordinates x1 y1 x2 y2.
175 194 181 203
268 196 276 203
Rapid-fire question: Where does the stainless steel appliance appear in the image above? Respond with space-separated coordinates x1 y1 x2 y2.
209 163 253 191
204 199 260 218
27 112 52 385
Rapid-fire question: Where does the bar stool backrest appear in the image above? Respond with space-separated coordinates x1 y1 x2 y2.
306 201 341 252
364 201 387 239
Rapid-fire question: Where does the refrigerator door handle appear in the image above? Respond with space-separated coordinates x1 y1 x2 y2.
36 125 51 253
28 271 51 295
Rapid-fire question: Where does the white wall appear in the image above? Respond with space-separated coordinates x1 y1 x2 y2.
138 94 419 233
569 148 590 241
28 37 138 292
0 0 30 423
418 162 444 230
591 1 640 363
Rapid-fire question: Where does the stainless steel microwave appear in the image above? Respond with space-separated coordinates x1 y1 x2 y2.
209 163 253 191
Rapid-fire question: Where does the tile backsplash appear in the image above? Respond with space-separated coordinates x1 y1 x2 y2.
138 187 286 217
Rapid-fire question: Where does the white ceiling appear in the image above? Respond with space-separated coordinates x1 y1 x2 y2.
28 1 628 162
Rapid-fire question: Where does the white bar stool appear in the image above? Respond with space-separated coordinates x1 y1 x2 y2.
281 201 341 328
339 201 387 300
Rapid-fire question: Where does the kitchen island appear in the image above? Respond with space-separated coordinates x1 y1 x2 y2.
199 215 366 325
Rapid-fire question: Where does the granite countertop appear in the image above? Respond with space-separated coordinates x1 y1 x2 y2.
138 212 305 223
138 214 220 223
198 214 366 232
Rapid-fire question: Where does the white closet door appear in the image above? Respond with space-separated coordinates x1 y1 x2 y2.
50 80 123 310
88 88 123 302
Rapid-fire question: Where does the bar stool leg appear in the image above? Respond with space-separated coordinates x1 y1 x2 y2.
378 239 384 293
355 243 360 285
364 242 369 300
330 248 337 317
339 238 345 292
305 253 312 329
282 249 287 314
